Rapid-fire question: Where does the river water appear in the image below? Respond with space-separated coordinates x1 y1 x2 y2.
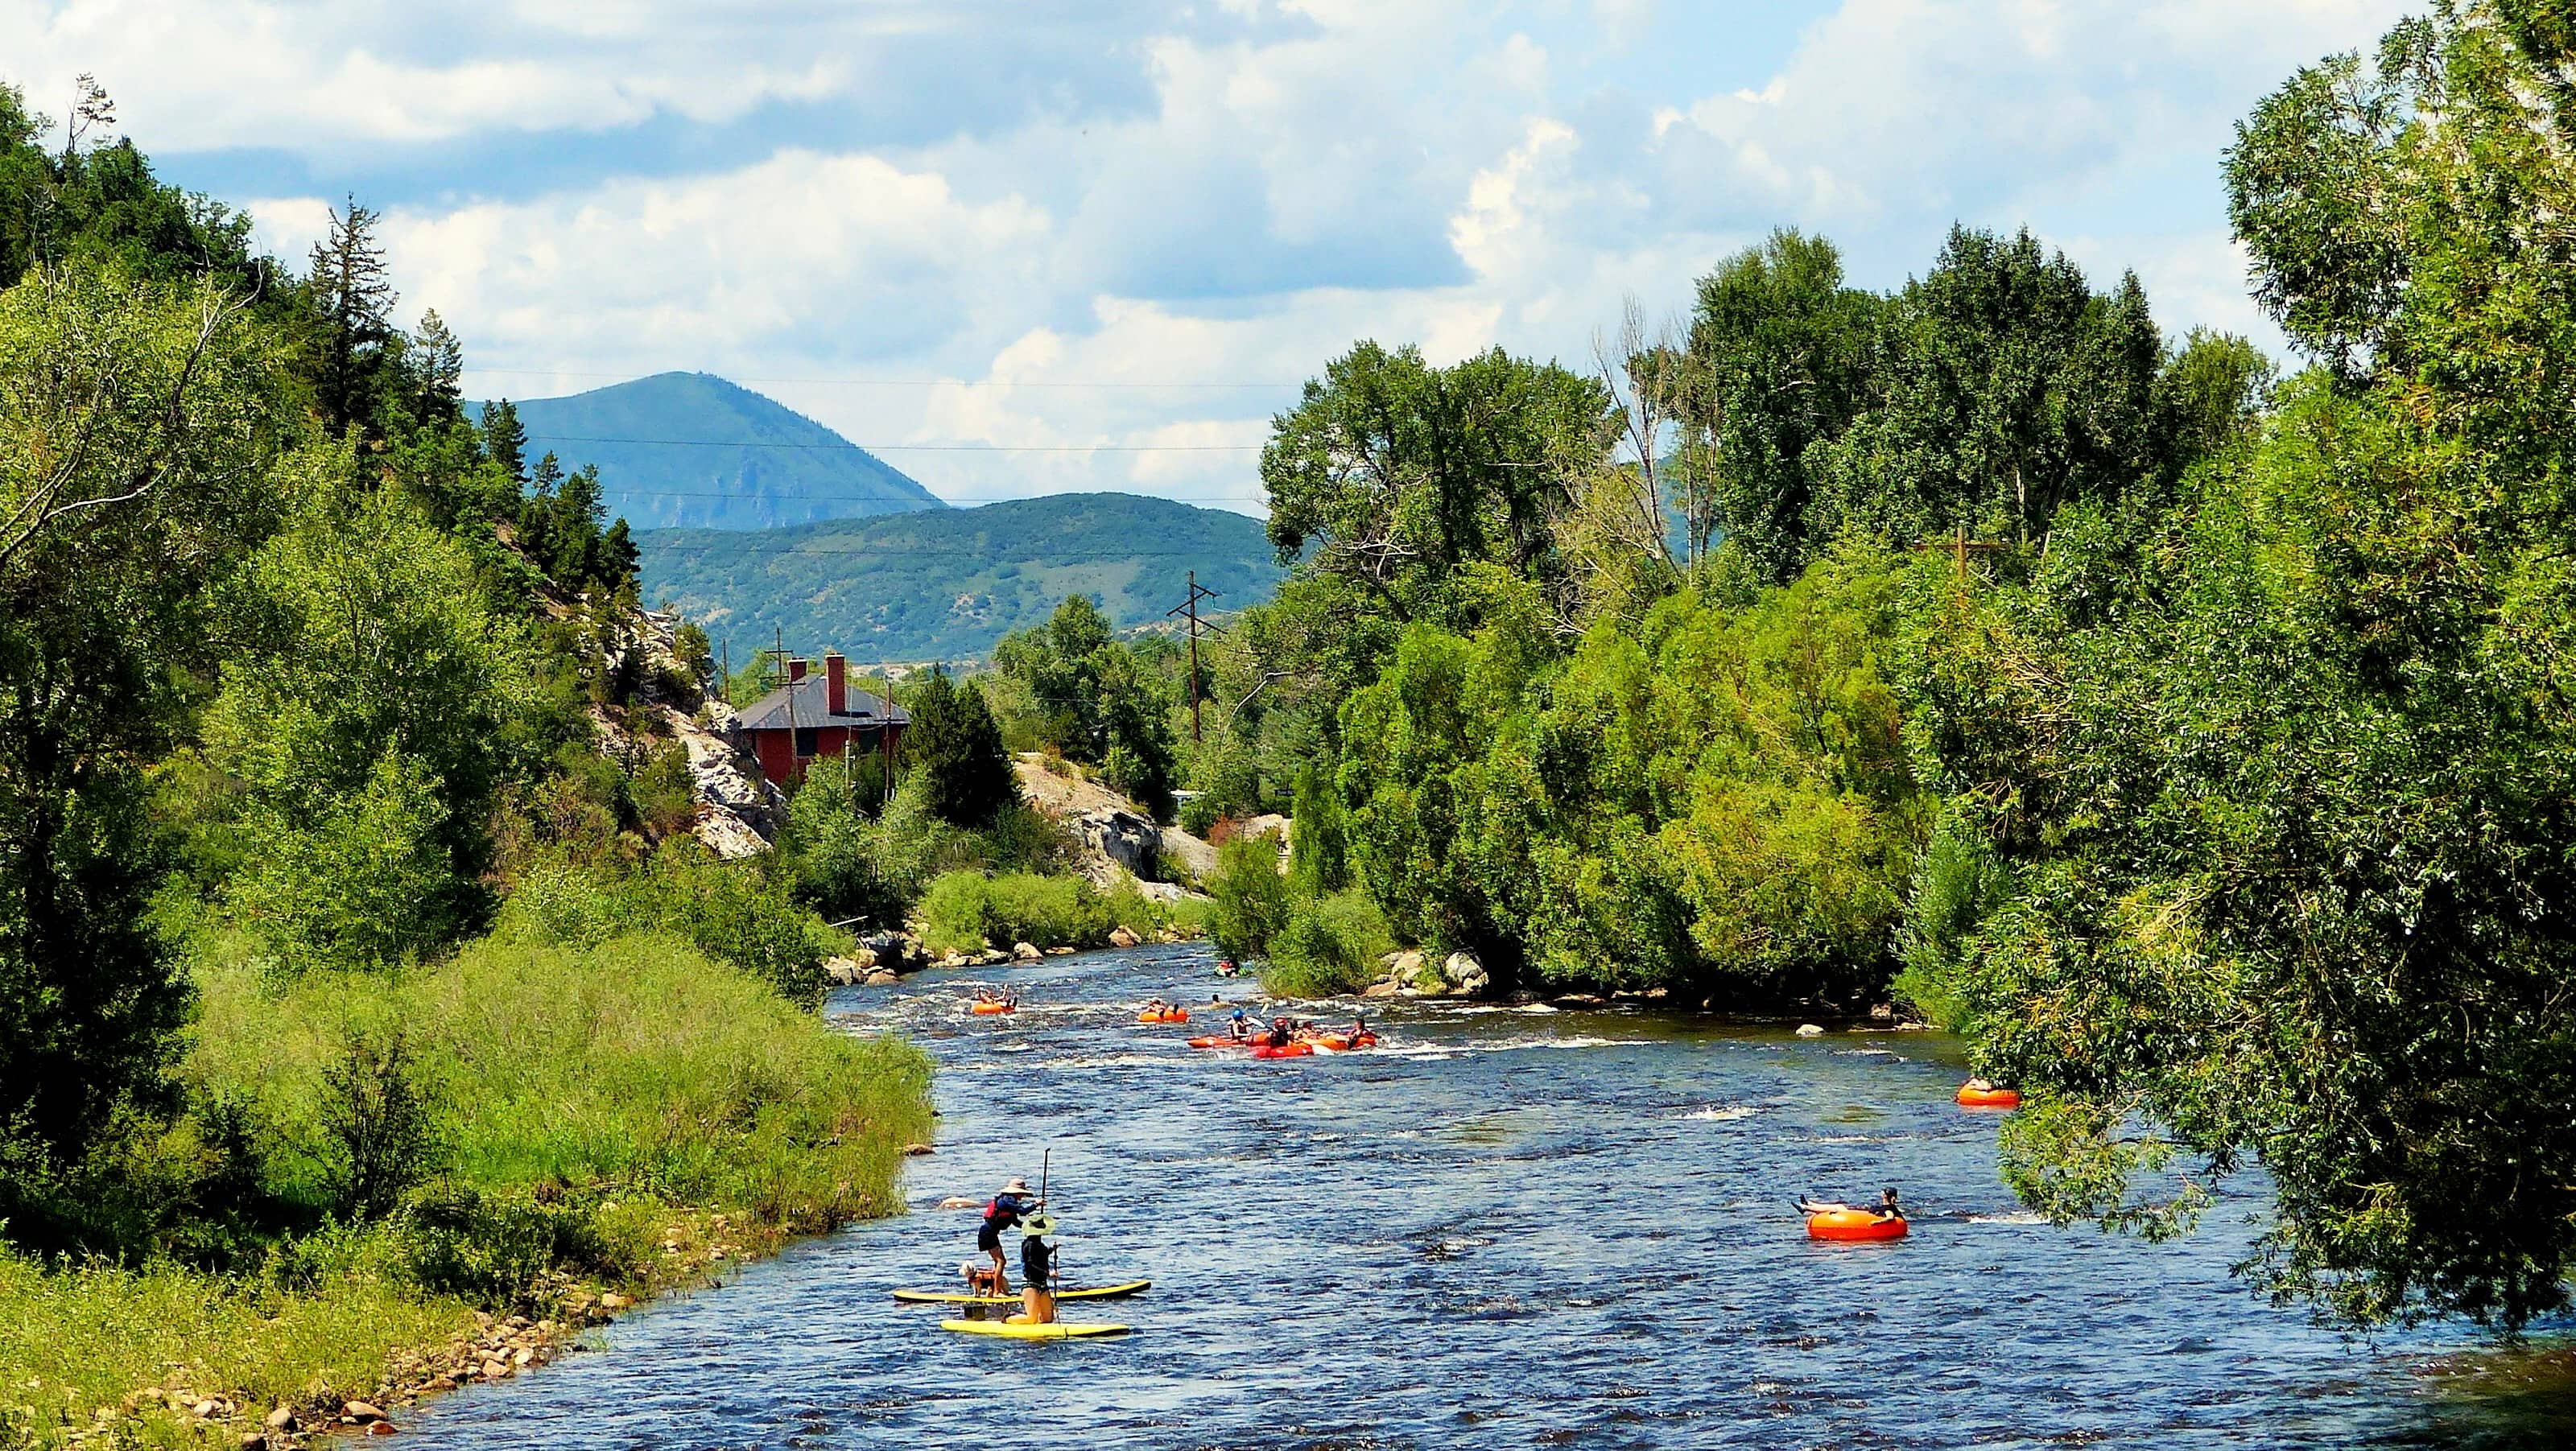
406 942 2572 1449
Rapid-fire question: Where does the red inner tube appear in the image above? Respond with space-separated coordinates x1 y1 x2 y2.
1806 1210 1908 1242
1955 1085 2021 1108
1250 1042 1314 1059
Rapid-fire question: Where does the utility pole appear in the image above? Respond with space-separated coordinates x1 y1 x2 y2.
1166 570 1224 744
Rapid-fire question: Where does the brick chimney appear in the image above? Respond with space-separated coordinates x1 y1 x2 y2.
824 652 847 716
789 657 808 683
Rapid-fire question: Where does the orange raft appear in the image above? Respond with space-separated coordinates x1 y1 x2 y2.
1250 1042 1314 1059
969 1001 1015 1016
1955 1083 2021 1109
1805 1210 1908 1242
1137 1010 1191 1024
1309 1033 1381 1051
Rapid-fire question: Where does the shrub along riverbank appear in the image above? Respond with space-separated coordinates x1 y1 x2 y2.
0 926 931 1450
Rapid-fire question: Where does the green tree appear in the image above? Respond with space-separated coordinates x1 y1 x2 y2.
1206 831 1293 964
483 398 529 484
1806 227 2168 550
902 670 1017 829
205 464 537 964
306 196 397 438
0 262 283 1169
1261 341 1616 625
1913 1 2576 1332
1684 229 1881 583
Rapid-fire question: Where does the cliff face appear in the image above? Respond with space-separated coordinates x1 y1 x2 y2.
600 609 783 859
1011 754 1217 886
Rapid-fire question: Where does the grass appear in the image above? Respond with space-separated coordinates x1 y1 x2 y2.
0 1246 469 1449
190 931 931 1218
0 928 934 1450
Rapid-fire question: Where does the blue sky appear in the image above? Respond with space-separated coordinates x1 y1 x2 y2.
6 0 2413 512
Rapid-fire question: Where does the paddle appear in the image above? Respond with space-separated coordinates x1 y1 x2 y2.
1037 1147 1063 1303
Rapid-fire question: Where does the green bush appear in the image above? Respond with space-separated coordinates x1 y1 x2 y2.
394 1182 625 1312
920 871 1106 954
1261 888 1393 998
1206 832 1292 963
317 1026 445 1222
498 845 831 1008
1890 818 2008 1027
225 752 462 975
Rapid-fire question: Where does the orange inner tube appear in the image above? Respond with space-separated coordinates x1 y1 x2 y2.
1955 1085 2021 1108
1806 1210 1908 1242
969 1001 1013 1016
1137 1010 1190 1024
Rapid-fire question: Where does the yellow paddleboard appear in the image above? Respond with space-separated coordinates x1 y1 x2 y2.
939 1318 1130 1339
893 1280 1149 1305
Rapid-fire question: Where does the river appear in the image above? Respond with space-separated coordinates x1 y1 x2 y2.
403 942 2572 1449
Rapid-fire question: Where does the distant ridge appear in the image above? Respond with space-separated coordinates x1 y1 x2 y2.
637 492 1286 663
479 372 946 530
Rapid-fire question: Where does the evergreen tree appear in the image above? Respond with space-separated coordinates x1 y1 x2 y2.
483 398 527 484
599 518 639 594
407 309 464 426
307 196 397 437
902 670 1018 828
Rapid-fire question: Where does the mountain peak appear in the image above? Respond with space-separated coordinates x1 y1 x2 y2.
479 373 947 531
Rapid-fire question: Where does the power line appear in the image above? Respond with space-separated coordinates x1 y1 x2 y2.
641 543 1274 560
469 366 1300 390
601 485 1269 503
522 433 1259 452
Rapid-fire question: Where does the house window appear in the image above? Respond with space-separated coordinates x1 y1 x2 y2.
794 728 819 756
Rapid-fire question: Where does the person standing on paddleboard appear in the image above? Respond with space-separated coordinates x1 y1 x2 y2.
978 1177 1042 1292
1018 1217 1058 1325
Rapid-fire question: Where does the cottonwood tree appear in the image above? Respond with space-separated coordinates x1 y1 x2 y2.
1920 0 2576 1331
0 263 282 1168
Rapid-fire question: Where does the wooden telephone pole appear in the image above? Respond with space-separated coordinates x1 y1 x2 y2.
1167 570 1224 744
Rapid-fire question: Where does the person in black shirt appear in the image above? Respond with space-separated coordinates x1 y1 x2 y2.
1019 1220 1057 1324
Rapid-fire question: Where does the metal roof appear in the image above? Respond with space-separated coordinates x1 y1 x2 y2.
733 677 910 733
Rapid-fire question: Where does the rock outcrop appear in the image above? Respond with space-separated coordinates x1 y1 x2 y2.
1011 754 1219 886
1074 807 1160 880
1442 950 1491 997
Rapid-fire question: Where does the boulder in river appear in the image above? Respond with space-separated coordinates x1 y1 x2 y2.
1443 950 1489 996
1108 925 1141 949
1795 1024 1825 1037
1013 941 1042 962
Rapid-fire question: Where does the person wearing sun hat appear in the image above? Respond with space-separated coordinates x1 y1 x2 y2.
973 1176 1042 1293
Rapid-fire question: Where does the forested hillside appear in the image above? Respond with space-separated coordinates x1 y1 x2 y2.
481 372 946 530
638 492 1285 662
1179 6 2576 1334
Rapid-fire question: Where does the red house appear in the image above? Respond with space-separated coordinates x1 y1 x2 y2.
731 652 908 787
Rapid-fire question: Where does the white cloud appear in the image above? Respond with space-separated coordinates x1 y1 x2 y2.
64 0 2423 511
